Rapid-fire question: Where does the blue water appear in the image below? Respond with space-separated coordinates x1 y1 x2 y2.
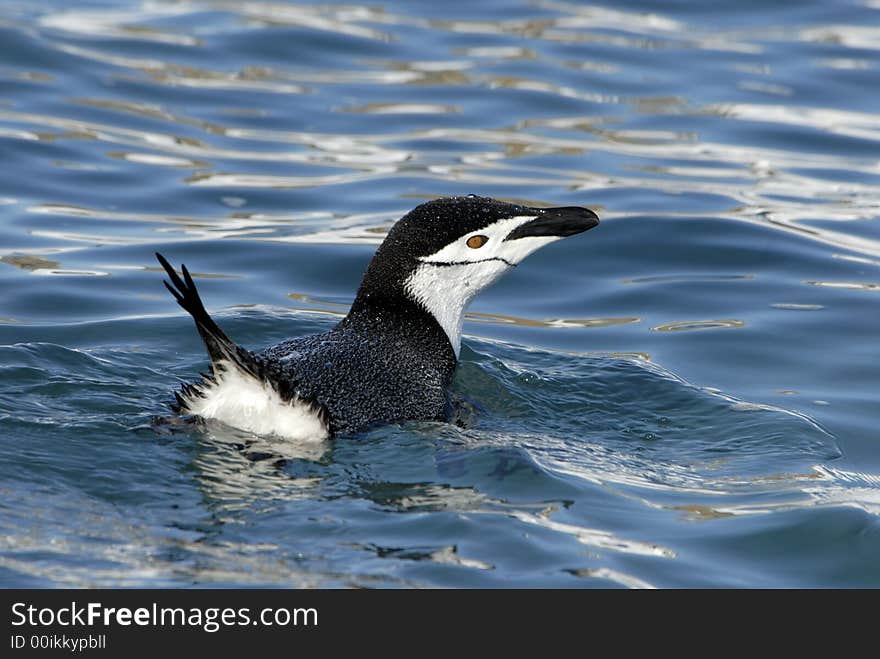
1 0 878 588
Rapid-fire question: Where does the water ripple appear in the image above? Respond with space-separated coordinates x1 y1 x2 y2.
1 0 879 588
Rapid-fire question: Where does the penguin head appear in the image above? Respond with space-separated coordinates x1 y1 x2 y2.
351 195 599 356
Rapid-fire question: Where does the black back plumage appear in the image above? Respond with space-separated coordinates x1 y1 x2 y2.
257 307 455 434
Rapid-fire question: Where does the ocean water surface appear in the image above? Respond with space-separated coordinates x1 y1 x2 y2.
0 0 878 587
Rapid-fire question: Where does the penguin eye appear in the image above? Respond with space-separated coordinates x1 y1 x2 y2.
466 235 489 249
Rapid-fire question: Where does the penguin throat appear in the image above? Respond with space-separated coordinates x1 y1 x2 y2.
403 260 508 357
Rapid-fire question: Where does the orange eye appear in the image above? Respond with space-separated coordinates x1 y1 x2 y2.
466 235 488 249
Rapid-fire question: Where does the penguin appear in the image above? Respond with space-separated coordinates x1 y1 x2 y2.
156 195 598 442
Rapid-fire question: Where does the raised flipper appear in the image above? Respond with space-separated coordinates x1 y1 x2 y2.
155 252 259 377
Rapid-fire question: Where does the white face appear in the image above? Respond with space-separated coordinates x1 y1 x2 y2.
404 215 562 356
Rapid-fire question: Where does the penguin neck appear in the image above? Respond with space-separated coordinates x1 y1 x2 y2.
342 287 460 372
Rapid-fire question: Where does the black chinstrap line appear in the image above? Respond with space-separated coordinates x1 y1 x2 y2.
421 256 517 268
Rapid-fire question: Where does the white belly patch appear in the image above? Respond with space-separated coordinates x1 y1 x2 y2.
181 361 330 443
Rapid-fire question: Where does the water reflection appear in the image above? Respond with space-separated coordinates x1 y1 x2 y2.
651 319 745 332
771 303 824 311
0 252 108 276
39 6 202 45
565 567 655 589
193 430 328 509
466 311 641 329
1 254 60 272
342 103 461 115
356 474 673 561
2 34 878 259
804 280 880 291
623 274 754 285
362 543 493 570
232 2 397 41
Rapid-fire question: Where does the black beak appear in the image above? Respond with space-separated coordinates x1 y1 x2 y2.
504 206 600 241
